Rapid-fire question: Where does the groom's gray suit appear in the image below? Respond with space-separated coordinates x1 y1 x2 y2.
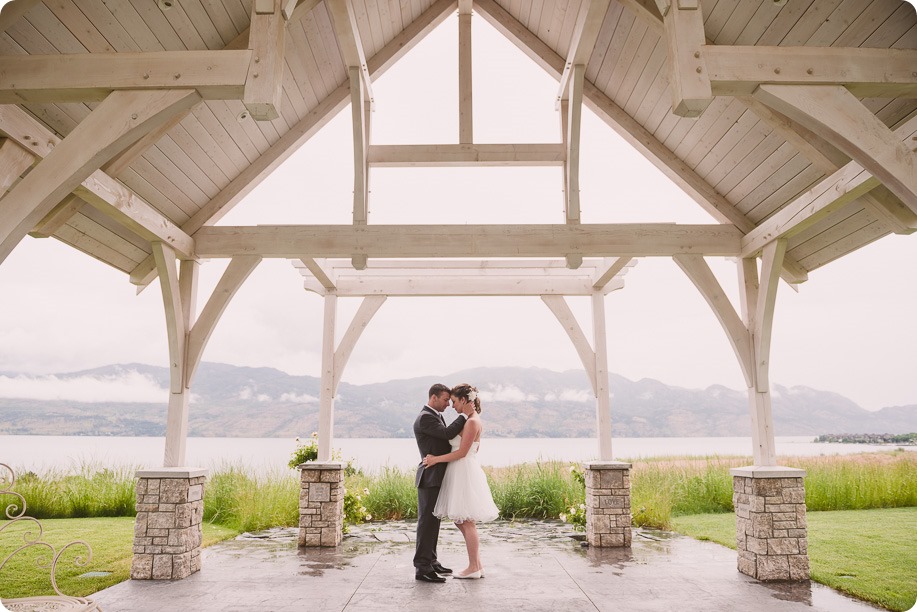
413 406 467 575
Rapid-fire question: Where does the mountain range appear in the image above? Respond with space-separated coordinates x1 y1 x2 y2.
0 362 913 438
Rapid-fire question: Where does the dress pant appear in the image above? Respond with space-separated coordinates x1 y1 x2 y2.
413 485 441 573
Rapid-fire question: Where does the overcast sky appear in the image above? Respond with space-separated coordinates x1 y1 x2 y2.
0 7 915 413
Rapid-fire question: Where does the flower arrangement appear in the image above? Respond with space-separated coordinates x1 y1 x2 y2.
288 433 320 468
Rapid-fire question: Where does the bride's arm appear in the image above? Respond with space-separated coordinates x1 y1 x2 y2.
423 420 481 466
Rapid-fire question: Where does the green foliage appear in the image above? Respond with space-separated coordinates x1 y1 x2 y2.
348 468 417 520
0 517 237 599
488 462 584 519
342 488 372 533
203 463 299 532
672 508 917 612
288 433 319 468
6 464 137 519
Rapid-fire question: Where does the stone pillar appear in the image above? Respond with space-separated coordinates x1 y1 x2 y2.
731 466 809 581
298 462 344 547
131 468 207 580
584 461 632 547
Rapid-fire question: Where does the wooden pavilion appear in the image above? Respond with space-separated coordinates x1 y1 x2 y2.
0 0 915 584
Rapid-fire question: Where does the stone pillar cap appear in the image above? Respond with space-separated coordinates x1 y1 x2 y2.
730 465 807 478
297 461 344 470
583 460 632 470
136 467 208 478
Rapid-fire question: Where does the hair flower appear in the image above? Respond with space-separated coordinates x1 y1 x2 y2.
468 390 478 402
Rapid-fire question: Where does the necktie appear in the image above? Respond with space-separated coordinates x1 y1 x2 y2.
439 414 446 427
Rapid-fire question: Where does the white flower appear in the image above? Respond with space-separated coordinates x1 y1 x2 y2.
570 506 576 514
363 488 370 495
568 465 576 472
559 513 567 522
579 503 586 510
295 437 300 443
468 389 478 402
365 514 372 521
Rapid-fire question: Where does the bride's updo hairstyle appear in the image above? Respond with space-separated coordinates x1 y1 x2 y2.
452 383 481 414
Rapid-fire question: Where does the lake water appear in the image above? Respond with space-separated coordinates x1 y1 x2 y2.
1 435 911 475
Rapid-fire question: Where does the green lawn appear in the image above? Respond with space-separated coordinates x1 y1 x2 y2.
672 508 917 612
0 518 238 599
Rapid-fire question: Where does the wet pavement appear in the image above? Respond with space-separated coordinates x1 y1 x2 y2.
91 520 880 612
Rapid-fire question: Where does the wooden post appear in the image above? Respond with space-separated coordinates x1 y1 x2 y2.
318 294 337 462
592 291 612 460
458 0 473 144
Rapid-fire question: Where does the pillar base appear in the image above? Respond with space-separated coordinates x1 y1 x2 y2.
298 462 344 547
584 461 632 547
131 468 207 580
731 466 809 581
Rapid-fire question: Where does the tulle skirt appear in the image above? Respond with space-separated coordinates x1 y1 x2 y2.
433 454 499 523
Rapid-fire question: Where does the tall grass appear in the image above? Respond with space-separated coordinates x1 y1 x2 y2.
3 452 913 533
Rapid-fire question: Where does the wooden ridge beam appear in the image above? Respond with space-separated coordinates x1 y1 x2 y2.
0 52 251 103
303 275 625 297
195 223 743 258
368 143 566 166
705 46 917 98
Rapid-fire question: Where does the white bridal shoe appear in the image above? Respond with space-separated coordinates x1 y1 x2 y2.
454 570 483 579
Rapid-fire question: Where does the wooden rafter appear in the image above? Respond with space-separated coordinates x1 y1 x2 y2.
0 90 200 265
458 0 473 143
592 257 635 289
195 223 742 258
557 0 611 104
753 85 917 217
326 0 374 109
0 104 196 257
368 143 565 166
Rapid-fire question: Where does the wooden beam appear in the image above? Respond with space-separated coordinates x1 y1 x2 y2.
753 84 917 216
0 104 196 255
591 291 613 460
244 0 286 120
592 257 633 289
673 254 752 387
473 0 809 284
705 46 917 98
0 89 200 265
662 0 711 117
459 0 473 143
350 68 368 226
185 255 262 387
194 223 743 258
332 296 385 393
565 64 584 269
557 0 612 104
303 275 621 296
0 52 250 103
131 0 458 288
297 257 336 289
152 242 186 395
368 143 566 166
326 0 374 108
753 239 785 393
542 295 598 393
0 138 33 197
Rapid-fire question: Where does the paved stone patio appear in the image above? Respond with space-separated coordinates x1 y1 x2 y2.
92 520 879 612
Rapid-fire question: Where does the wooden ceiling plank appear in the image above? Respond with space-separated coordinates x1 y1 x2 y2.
9 7 71 53
592 8 635 92
180 0 228 48
68 207 150 261
584 2 623 85
615 18 657 108
76 0 142 52
744 162 823 223
0 137 34 197
754 84 917 214
692 107 759 176
677 96 745 163
192 102 250 172
153 135 221 198
128 0 185 50
557 0 611 101
736 152 811 217
161 0 209 49
0 0 40 36
56 222 139 272
795 216 885 271
104 0 165 51
131 155 199 219
287 13 324 105
832 0 898 47
622 37 666 116
302 7 339 97
0 89 199 264
46 0 115 51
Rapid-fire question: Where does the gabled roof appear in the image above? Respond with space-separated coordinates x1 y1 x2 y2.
0 0 915 286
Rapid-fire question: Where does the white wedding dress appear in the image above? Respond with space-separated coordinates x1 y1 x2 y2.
433 434 500 523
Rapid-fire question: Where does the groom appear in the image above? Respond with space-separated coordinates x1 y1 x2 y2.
413 383 467 583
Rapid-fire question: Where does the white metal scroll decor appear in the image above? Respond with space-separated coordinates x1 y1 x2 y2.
0 463 101 612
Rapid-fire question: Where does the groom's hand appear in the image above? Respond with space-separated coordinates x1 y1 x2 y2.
422 454 436 467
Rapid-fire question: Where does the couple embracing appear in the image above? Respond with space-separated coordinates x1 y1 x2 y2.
413 383 499 582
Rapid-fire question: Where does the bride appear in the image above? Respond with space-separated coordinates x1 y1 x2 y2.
422 383 499 579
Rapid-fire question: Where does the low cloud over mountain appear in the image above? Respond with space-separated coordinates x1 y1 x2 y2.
0 363 913 438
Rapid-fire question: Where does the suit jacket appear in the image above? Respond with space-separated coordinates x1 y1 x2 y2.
414 406 467 488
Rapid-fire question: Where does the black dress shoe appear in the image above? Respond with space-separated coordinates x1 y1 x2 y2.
432 563 453 574
415 571 447 583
